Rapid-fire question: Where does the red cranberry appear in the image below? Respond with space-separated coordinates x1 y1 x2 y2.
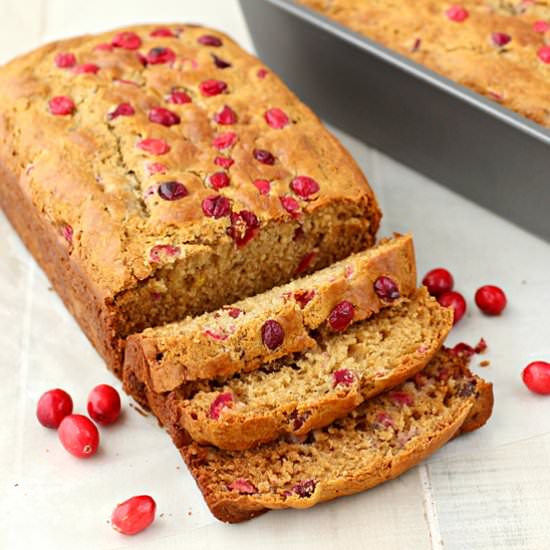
293 479 316 498
151 27 175 37
146 47 176 65
204 328 228 341
36 389 73 429
167 89 192 104
108 103 135 120
290 176 320 199
202 195 231 218
198 35 222 47
214 156 234 169
522 361 550 395
137 138 171 155
226 210 260 247
209 171 230 190
62 224 73 244
537 46 550 63
87 384 121 425
257 68 268 79
328 301 355 332
148 107 180 127
111 495 156 535
199 79 228 97
280 196 301 218
73 63 100 74
209 392 233 419
374 276 400 301
491 32 511 47
475 285 507 315
225 307 242 318
265 108 289 129
389 391 414 406
446 5 469 21
475 338 487 353
214 105 237 125
94 43 114 52
55 52 76 68
261 319 284 350
411 38 421 52
212 54 232 68
450 342 476 358
146 162 167 175
112 31 142 50
212 131 237 150
333 368 355 387
149 244 180 263
254 179 270 195
438 291 467 324
422 268 454 297
228 479 257 494
49 96 75 116
295 251 316 276
253 148 275 165
158 181 188 200
58 414 99 458
533 20 550 33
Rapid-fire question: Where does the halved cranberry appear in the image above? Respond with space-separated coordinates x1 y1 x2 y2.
295 251 316 276
290 176 320 199
265 108 289 129
537 46 550 64
212 131 237 150
328 301 355 332
149 244 181 263
209 171 230 190
374 276 400 301
212 54 232 69
158 181 188 200
199 79 228 97
228 479 257 494
202 195 231 218
253 148 275 165
293 480 316 498
333 368 355 387
167 89 192 104
204 329 227 341
438 291 467 324
49 96 75 116
151 27 175 37
108 102 135 120
261 319 284 350
148 107 180 126
376 412 395 428
209 392 233 419
293 290 315 309
253 179 270 195
214 156 234 169
226 210 260 247
491 32 511 47
146 47 176 65
280 196 301 218
214 105 237 125
446 5 469 21
55 52 76 68
137 138 171 155
112 31 142 50
198 35 222 47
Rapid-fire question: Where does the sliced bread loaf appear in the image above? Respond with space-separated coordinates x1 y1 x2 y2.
181 350 493 522
124 234 416 392
171 288 452 450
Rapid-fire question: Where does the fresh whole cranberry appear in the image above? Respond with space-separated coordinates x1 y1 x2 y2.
328 301 355 332
199 79 228 97
58 414 99 458
202 195 231 218
112 31 142 50
198 35 223 47
137 138 171 155
167 89 192 104
265 108 289 129
522 361 550 395
290 176 320 199
149 244 180 263
491 32 511 47
261 319 285 350
214 105 237 125
374 276 400 301
253 148 275 165
108 103 135 120
446 5 469 22
422 268 454 296
209 171 230 190
438 291 467 324
158 181 188 200
146 47 176 65
209 392 233 419
537 46 550 64
111 495 156 535
49 96 75 116
211 54 232 69
36 388 73 428
148 107 180 127
475 285 507 315
87 384 121 425
55 52 76 68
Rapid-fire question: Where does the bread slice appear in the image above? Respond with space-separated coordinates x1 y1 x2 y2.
181 350 493 522
172 288 452 450
124 234 416 392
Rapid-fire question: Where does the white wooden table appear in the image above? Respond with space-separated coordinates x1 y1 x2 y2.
1 2 549 549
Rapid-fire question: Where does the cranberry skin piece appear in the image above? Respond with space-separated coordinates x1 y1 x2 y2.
58 414 99 458
211 54 232 69
112 31 142 50
253 148 275 165
167 89 192 104
87 384 121 425
290 176 320 199
446 5 469 22
199 79 228 97
108 103 135 120
261 319 285 350
55 52 76 68
438 291 467 324
198 35 223 47
151 27 175 37
74 63 100 74
328 301 355 332
111 495 156 535
422 268 454 297
158 181 188 201
475 285 507 315
522 362 550 395
295 251 316 276
202 195 231 218
228 479 257 494
374 276 400 301
36 388 73 429
49 96 75 116
265 108 289 129
146 47 176 65
209 392 233 419
148 107 180 127
491 32 511 47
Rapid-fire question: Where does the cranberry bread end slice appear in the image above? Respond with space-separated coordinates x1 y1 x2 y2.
181 350 493 523
124 234 416 392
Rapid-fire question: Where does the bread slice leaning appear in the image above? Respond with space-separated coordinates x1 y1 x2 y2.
124 234 416 393
171 288 453 450
180 350 493 522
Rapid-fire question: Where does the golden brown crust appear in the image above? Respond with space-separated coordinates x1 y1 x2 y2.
298 0 550 128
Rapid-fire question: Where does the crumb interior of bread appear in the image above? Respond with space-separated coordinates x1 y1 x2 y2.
113 202 373 337
193 353 478 498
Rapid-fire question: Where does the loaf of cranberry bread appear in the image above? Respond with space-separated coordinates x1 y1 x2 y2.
163 288 453 451
124 349 493 523
0 24 381 374
298 0 550 127
124 234 415 393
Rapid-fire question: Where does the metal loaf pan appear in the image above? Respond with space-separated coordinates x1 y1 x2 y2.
239 0 550 241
